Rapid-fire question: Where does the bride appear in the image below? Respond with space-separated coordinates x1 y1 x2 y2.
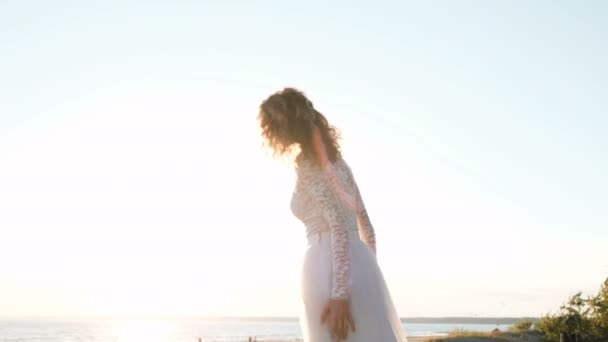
259 88 407 341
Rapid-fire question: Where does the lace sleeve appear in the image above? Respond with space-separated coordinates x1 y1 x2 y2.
354 179 376 255
300 163 351 300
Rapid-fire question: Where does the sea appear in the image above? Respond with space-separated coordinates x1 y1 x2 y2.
0 318 514 341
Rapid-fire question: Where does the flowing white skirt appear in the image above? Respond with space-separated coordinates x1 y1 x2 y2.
300 232 407 342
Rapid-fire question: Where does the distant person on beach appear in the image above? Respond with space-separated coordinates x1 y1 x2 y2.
259 88 407 341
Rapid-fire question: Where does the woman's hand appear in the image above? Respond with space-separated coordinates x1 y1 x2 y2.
320 298 356 340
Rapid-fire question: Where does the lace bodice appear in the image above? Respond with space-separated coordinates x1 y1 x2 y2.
291 154 377 299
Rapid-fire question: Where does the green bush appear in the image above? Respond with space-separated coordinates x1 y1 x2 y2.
511 319 533 333
536 314 565 341
589 278 608 336
536 278 608 341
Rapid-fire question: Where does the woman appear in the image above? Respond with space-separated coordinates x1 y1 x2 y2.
259 88 406 342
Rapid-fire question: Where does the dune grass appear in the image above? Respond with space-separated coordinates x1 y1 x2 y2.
429 329 526 342
447 330 494 337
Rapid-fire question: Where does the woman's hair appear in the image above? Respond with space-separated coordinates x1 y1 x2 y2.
258 88 341 164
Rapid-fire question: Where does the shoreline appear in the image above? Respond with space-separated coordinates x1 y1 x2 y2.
265 337 436 342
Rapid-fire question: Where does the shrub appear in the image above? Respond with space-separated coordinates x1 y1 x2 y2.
589 278 608 337
511 319 533 333
537 278 608 341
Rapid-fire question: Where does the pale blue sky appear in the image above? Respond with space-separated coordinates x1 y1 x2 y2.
1 1 607 318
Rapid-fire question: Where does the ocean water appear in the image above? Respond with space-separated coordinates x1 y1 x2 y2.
0 318 512 341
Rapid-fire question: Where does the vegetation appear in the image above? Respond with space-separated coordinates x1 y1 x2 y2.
512 319 533 332
447 330 493 337
536 277 608 341
429 329 542 342
507 319 535 338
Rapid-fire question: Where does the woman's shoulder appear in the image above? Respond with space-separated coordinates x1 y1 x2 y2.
295 152 349 174
295 153 317 176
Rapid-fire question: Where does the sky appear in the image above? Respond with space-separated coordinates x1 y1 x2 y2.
0 0 607 318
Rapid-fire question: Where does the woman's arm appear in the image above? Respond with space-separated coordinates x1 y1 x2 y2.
301 164 351 299
354 179 376 255
302 163 355 340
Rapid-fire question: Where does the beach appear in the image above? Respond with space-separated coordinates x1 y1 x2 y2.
265 331 544 342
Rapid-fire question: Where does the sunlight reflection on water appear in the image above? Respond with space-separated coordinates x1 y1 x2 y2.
112 320 176 342
0 319 511 341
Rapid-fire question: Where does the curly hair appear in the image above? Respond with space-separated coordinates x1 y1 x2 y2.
258 88 341 164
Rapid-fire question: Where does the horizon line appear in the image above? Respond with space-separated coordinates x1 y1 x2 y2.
0 315 540 321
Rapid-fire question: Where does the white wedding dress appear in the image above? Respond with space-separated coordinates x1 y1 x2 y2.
291 154 407 342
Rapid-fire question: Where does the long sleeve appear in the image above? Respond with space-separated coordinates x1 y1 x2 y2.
354 179 376 255
300 164 352 300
